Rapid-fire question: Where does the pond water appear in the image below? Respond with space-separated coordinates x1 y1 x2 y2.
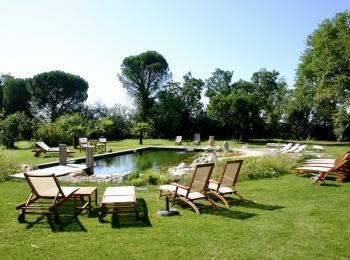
93 150 196 176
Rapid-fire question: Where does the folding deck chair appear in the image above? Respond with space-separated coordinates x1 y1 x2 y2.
193 133 201 145
16 173 79 223
160 163 217 214
175 136 182 145
208 160 246 207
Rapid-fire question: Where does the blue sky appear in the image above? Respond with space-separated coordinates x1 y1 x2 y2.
0 0 348 106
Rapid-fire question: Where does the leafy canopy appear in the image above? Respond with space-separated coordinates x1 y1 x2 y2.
28 70 89 121
118 50 171 121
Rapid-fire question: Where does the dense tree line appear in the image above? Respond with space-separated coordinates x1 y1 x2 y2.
0 11 349 148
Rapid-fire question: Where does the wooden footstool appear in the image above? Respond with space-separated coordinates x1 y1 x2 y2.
73 187 97 213
99 186 138 222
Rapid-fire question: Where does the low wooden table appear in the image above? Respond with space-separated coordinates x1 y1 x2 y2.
73 187 98 213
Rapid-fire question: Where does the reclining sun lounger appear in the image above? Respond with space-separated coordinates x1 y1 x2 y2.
282 143 300 153
99 186 138 222
295 158 350 182
33 141 75 157
16 173 79 223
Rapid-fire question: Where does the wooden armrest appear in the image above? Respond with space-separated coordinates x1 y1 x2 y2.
171 183 189 190
209 179 219 184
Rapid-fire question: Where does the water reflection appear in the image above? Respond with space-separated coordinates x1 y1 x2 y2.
94 150 195 176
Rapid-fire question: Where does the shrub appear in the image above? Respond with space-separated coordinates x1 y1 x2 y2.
0 112 33 148
35 122 67 147
0 153 19 182
141 170 161 185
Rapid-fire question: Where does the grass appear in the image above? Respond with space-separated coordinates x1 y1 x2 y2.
1 139 350 258
1 175 350 259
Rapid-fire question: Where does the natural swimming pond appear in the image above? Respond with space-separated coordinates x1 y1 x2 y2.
93 149 196 176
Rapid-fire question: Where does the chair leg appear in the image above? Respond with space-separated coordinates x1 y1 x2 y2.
206 197 218 210
179 197 200 214
211 191 229 208
233 191 246 203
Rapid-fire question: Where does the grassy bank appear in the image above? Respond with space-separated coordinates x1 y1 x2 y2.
1 175 350 259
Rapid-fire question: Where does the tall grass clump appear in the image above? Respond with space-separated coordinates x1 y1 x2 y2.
0 153 19 182
211 154 299 181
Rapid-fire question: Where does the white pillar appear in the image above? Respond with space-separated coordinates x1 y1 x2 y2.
85 146 94 174
59 144 67 166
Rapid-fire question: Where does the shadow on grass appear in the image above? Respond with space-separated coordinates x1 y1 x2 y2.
237 200 285 211
102 198 152 229
24 215 87 232
176 202 257 220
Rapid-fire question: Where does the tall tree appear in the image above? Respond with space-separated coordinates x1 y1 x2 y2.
118 51 171 121
205 68 234 97
28 71 89 121
2 77 31 116
293 11 350 140
250 69 288 135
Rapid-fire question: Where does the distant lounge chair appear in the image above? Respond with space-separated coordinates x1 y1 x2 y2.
79 137 88 152
282 143 300 153
279 143 293 152
208 160 245 207
193 133 200 145
175 136 182 145
33 141 74 157
16 173 79 223
292 144 306 153
99 186 138 222
97 138 107 152
160 163 217 214
208 136 215 146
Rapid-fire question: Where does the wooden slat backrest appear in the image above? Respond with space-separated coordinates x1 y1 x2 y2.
36 141 50 151
219 160 243 188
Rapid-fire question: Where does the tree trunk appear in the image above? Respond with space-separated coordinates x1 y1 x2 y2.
139 130 143 145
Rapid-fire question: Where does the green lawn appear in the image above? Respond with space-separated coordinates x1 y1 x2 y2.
1 175 350 259
1 139 350 259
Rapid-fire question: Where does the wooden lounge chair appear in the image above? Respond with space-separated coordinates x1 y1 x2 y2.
79 137 88 152
166 163 217 214
208 160 245 207
96 138 107 152
295 158 350 182
193 133 200 145
16 173 79 223
175 136 182 145
99 186 138 222
33 141 75 157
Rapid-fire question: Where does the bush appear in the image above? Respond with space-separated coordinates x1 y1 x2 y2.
0 112 33 148
141 170 161 185
35 122 67 147
0 153 19 182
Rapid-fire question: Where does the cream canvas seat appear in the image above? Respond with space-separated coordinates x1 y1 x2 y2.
208 160 245 207
160 163 217 214
99 186 138 222
16 173 79 223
